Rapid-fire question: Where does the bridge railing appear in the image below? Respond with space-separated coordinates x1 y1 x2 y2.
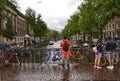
9 47 95 64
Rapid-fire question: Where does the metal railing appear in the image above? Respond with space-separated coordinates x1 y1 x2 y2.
2 47 95 65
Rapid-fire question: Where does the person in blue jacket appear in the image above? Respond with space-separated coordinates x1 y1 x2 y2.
94 39 103 69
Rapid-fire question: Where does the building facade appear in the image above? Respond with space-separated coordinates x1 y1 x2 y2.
0 1 28 44
70 17 120 44
103 17 120 40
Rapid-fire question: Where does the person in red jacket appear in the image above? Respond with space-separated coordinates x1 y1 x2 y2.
60 37 70 68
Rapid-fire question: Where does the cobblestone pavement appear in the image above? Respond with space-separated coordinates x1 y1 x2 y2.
0 63 120 81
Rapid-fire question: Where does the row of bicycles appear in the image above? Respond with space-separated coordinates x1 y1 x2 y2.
0 47 21 67
0 46 120 67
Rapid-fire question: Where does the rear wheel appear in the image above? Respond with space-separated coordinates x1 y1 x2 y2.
78 53 88 64
100 56 107 66
70 53 88 64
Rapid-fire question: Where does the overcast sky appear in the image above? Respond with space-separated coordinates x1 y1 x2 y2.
17 0 83 32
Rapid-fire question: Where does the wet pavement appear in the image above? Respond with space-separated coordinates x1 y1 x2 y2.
0 63 120 81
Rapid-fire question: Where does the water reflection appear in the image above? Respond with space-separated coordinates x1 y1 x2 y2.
62 68 70 81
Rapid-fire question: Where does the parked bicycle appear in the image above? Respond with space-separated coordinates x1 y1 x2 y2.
100 51 120 67
70 48 88 64
0 48 21 67
99 52 108 66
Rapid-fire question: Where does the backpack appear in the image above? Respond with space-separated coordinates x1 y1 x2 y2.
63 40 69 51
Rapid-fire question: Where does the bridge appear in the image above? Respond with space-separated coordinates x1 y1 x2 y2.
0 41 120 81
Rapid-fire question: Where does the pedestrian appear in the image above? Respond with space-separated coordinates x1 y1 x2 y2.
60 37 70 68
105 36 117 69
93 39 103 69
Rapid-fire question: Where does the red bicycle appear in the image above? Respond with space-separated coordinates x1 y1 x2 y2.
0 48 21 67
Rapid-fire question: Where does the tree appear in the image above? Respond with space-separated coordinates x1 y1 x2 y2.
2 16 16 41
62 0 120 41
0 0 19 9
25 7 36 40
35 14 48 41
50 30 60 41
25 8 49 41
62 12 80 39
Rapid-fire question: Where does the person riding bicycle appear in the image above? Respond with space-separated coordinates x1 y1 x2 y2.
60 37 70 68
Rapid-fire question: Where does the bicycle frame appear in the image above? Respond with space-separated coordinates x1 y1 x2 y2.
0 49 21 66
70 50 88 64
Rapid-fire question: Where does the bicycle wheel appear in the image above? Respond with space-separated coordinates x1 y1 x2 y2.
15 55 21 65
0 58 4 67
78 53 88 64
70 52 88 64
100 56 107 66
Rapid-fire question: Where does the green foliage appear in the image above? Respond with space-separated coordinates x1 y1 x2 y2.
2 16 16 40
62 0 120 37
62 12 80 39
25 7 36 30
50 30 60 41
25 8 49 40
0 0 19 9
35 14 48 37
0 0 7 8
